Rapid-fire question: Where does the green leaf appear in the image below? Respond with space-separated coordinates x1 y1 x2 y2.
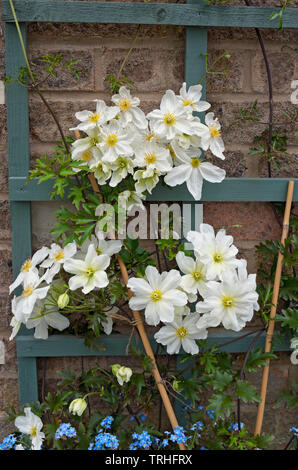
207 393 234 418
235 380 261 404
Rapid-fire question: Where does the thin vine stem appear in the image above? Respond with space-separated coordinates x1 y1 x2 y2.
116 25 142 82
243 0 273 178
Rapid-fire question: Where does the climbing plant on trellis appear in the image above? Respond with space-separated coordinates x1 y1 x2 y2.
3 0 298 422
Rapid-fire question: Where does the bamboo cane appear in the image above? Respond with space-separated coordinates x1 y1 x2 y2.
254 180 294 437
73 130 186 449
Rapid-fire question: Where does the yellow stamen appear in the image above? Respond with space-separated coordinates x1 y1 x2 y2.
21 259 32 272
213 253 223 263
150 289 162 302
192 270 203 281
176 326 188 339
81 150 92 162
222 296 235 308
30 427 37 437
163 113 176 126
145 153 157 165
54 250 64 261
23 285 34 297
191 158 201 168
169 145 176 160
120 98 131 111
85 267 95 278
106 134 118 147
89 112 100 123
146 132 157 142
210 125 221 138
183 99 194 107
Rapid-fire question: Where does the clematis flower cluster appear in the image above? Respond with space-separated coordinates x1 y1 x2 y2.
69 83 226 202
128 223 259 355
8 230 122 341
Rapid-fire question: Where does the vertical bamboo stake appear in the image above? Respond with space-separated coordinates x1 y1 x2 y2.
74 130 186 449
254 180 294 436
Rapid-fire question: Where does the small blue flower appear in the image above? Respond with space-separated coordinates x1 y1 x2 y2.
228 422 244 432
161 438 169 448
130 431 152 449
0 434 17 450
197 405 204 411
206 409 215 419
100 416 114 429
55 423 77 440
191 421 203 432
170 426 189 444
140 414 147 422
89 430 119 450
290 426 298 437
200 446 208 450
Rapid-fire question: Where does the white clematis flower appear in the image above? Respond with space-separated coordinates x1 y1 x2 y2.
187 224 243 280
70 99 119 133
147 89 193 140
13 272 50 319
9 315 22 341
127 266 188 326
26 299 70 340
176 251 208 296
154 308 208 355
71 128 103 169
92 160 112 185
9 246 49 294
118 189 146 212
178 82 211 113
108 154 136 187
164 145 225 200
111 86 147 129
80 227 122 258
63 244 110 294
196 263 259 332
40 242 77 283
134 141 173 174
99 121 133 163
200 112 225 160
15 407 45 450
134 166 160 195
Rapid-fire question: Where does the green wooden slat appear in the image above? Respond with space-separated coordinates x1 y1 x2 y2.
2 1 298 28
9 176 298 202
16 330 290 358
17 357 39 405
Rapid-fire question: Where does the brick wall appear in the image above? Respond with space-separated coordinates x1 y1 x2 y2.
0 0 297 446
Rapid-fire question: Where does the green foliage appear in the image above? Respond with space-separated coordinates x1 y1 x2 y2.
268 1 293 31
274 379 298 409
119 236 156 277
104 73 136 95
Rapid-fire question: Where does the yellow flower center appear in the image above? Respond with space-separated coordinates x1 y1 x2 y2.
213 253 223 263
96 249 102 255
90 137 99 146
21 259 32 272
210 125 221 138
30 426 37 437
89 112 100 123
150 289 162 302
183 99 194 107
85 267 95 278
169 145 176 160
23 285 34 297
106 134 118 147
54 250 64 261
81 150 92 162
146 132 157 142
222 296 235 308
176 326 188 339
163 113 176 126
192 270 203 281
145 153 157 165
191 158 201 168
120 98 131 111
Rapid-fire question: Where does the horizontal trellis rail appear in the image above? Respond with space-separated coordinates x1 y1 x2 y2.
9 176 298 202
3 0 297 407
3 0 298 28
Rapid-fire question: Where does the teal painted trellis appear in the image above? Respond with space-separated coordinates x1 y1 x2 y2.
3 0 298 412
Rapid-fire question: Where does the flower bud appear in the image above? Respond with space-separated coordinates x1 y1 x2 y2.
111 364 133 386
57 292 69 309
69 398 87 416
173 379 184 393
